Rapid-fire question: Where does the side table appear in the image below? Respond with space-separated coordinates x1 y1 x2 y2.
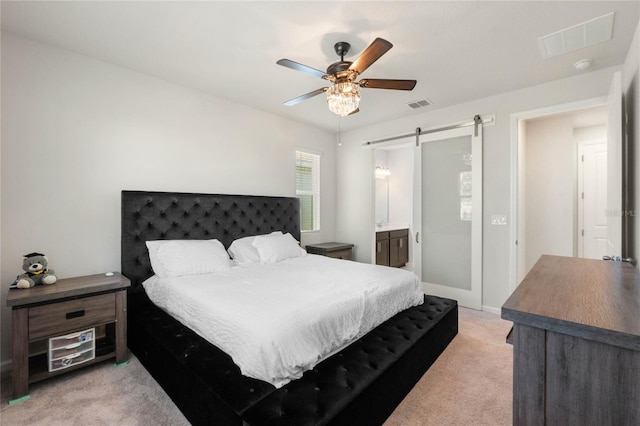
6 272 130 404
305 242 354 260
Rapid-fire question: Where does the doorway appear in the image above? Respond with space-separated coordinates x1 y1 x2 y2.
518 106 608 280
511 72 623 287
369 119 485 310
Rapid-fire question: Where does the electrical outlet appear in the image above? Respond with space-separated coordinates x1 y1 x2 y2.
491 214 507 225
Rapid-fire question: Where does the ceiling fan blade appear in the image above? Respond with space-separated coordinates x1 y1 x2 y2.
349 38 393 75
359 79 417 90
276 59 326 79
283 88 327 106
348 108 360 116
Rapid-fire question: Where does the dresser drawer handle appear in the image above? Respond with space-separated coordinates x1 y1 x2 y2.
66 310 85 320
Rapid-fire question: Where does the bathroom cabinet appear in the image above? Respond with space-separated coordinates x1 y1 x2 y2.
376 229 409 267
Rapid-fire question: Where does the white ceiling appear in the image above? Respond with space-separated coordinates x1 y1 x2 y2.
2 1 638 132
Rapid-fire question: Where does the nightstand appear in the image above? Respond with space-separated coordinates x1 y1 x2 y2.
305 242 354 260
6 272 130 404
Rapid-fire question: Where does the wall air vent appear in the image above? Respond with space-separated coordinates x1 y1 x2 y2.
407 99 432 109
538 12 614 59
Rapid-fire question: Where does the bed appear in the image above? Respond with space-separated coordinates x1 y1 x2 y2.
121 190 458 426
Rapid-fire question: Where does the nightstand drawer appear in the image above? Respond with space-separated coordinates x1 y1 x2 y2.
326 249 353 260
29 293 116 340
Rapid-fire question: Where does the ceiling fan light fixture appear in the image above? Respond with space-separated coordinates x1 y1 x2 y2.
278 38 415 116
326 82 360 116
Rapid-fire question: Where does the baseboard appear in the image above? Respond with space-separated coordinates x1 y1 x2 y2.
482 305 501 315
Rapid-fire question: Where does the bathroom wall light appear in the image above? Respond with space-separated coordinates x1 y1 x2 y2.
375 165 391 178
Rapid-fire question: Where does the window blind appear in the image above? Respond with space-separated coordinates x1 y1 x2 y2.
296 151 320 232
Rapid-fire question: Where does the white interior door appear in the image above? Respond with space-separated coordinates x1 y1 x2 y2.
578 142 608 259
413 125 482 310
606 71 623 256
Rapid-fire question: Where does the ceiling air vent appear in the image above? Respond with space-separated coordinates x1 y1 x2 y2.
408 99 432 109
538 12 614 59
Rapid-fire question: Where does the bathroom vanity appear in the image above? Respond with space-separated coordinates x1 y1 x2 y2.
375 226 409 267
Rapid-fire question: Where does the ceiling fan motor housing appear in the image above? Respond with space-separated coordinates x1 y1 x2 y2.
327 62 354 79
327 41 357 82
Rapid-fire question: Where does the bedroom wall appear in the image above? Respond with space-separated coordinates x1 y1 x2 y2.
516 120 527 284
0 33 336 368
336 66 622 312
523 116 576 272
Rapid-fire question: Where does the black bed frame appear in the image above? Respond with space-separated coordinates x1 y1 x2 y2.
121 190 458 426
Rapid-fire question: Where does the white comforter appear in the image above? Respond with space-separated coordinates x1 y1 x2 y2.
143 254 423 388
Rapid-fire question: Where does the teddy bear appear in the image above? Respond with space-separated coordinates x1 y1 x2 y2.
11 252 57 289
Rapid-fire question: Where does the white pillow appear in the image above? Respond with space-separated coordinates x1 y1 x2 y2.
252 232 306 264
228 231 282 265
146 239 231 277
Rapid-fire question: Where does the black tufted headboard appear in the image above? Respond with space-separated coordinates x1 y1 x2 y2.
121 190 300 289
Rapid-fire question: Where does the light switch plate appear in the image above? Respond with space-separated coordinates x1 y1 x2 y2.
491 214 507 225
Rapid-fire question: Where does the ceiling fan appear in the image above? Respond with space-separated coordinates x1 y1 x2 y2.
276 38 417 116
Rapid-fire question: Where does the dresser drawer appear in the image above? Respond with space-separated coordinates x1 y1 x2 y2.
29 293 116 340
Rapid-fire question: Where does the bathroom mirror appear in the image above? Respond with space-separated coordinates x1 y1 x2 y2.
375 177 389 225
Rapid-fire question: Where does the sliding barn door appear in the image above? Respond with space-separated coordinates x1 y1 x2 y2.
413 125 483 310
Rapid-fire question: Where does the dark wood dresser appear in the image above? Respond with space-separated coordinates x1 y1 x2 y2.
6 272 130 403
502 255 640 425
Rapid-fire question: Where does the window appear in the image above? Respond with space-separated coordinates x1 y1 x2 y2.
296 150 320 232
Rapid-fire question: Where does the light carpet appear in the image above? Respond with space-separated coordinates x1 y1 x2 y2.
0 307 512 425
